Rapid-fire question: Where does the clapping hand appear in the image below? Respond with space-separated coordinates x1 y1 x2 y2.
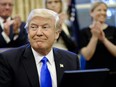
4 20 14 36
12 15 21 34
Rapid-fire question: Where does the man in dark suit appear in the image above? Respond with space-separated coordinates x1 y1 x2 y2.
0 8 80 87
0 0 28 48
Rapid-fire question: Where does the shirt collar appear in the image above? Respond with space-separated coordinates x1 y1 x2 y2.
31 47 54 65
0 17 11 23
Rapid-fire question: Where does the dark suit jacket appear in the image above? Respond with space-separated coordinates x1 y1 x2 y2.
0 44 79 87
58 21 78 53
0 21 28 48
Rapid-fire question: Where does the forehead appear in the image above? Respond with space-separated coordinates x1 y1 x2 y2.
96 4 107 8
91 3 107 11
0 0 13 3
46 0 61 2
29 16 55 24
94 4 107 12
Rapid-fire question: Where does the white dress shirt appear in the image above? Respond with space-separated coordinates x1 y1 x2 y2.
0 17 11 43
32 48 57 87
0 17 20 43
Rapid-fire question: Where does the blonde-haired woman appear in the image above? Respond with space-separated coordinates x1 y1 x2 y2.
43 0 78 53
80 2 116 72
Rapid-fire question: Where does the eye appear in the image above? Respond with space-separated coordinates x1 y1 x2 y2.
30 24 38 31
0 3 6 6
55 1 60 3
97 9 101 11
47 1 52 4
42 25 50 30
31 25 37 28
104 9 107 12
0 3 13 7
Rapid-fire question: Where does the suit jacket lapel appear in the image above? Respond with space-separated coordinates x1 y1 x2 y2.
22 47 66 87
22 45 40 87
0 26 3 32
53 48 65 86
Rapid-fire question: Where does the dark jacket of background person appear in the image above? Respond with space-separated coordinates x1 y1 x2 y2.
79 2 116 72
58 20 78 53
0 21 28 47
0 0 28 48
80 26 116 71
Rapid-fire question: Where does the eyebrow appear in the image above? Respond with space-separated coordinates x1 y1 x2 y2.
31 22 50 25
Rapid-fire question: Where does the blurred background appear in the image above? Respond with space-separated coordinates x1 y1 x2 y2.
12 0 116 29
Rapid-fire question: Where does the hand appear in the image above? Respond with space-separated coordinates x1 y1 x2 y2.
90 21 102 38
4 20 14 36
59 12 68 24
98 30 106 43
13 15 21 34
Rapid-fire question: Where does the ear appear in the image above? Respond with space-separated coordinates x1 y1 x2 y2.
90 11 94 18
55 29 62 40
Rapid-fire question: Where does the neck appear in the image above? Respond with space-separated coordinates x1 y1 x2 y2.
35 48 51 56
91 21 108 30
2 16 9 20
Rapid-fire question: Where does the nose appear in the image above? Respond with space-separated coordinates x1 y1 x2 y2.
36 27 43 36
51 2 56 7
101 10 106 14
5 3 13 9
5 4 11 9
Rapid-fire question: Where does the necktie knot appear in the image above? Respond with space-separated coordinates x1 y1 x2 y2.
41 57 48 64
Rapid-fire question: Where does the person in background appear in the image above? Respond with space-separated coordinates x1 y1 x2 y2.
0 0 28 48
80 2 116 72
43 0 78 53
0 8 80 87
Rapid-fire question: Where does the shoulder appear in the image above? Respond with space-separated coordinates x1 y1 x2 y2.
0 44 29 58
0 44 30 68
107 25 116 29
21 21 26 25
80 27 91 35
80 27 90 32
53 47 78 58
53 48 80 69
20 21 26 28
106 26 116 33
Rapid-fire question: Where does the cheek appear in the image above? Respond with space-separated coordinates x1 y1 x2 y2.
92 13 99 20
47 31 56 41
95 12 101 16
46 4 52 9
28 31 35 39
0 9 4 14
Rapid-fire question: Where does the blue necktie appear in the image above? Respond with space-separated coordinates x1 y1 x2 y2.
40 56 52 87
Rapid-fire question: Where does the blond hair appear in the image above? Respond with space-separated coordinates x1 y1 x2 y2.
90 2 108 12
42 0 67 13
25 8 60 30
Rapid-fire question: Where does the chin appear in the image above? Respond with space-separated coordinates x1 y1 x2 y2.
98 20 105 23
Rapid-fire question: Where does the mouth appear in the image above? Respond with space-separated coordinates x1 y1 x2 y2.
100 16 105 18
33 38 45 42
98 16 106 21
35 39 44 42
99 14 106 18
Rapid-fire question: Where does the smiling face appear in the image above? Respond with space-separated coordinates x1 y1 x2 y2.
45 0 62 14
28 16 60 55
0 0 13 19
90 3 107 23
